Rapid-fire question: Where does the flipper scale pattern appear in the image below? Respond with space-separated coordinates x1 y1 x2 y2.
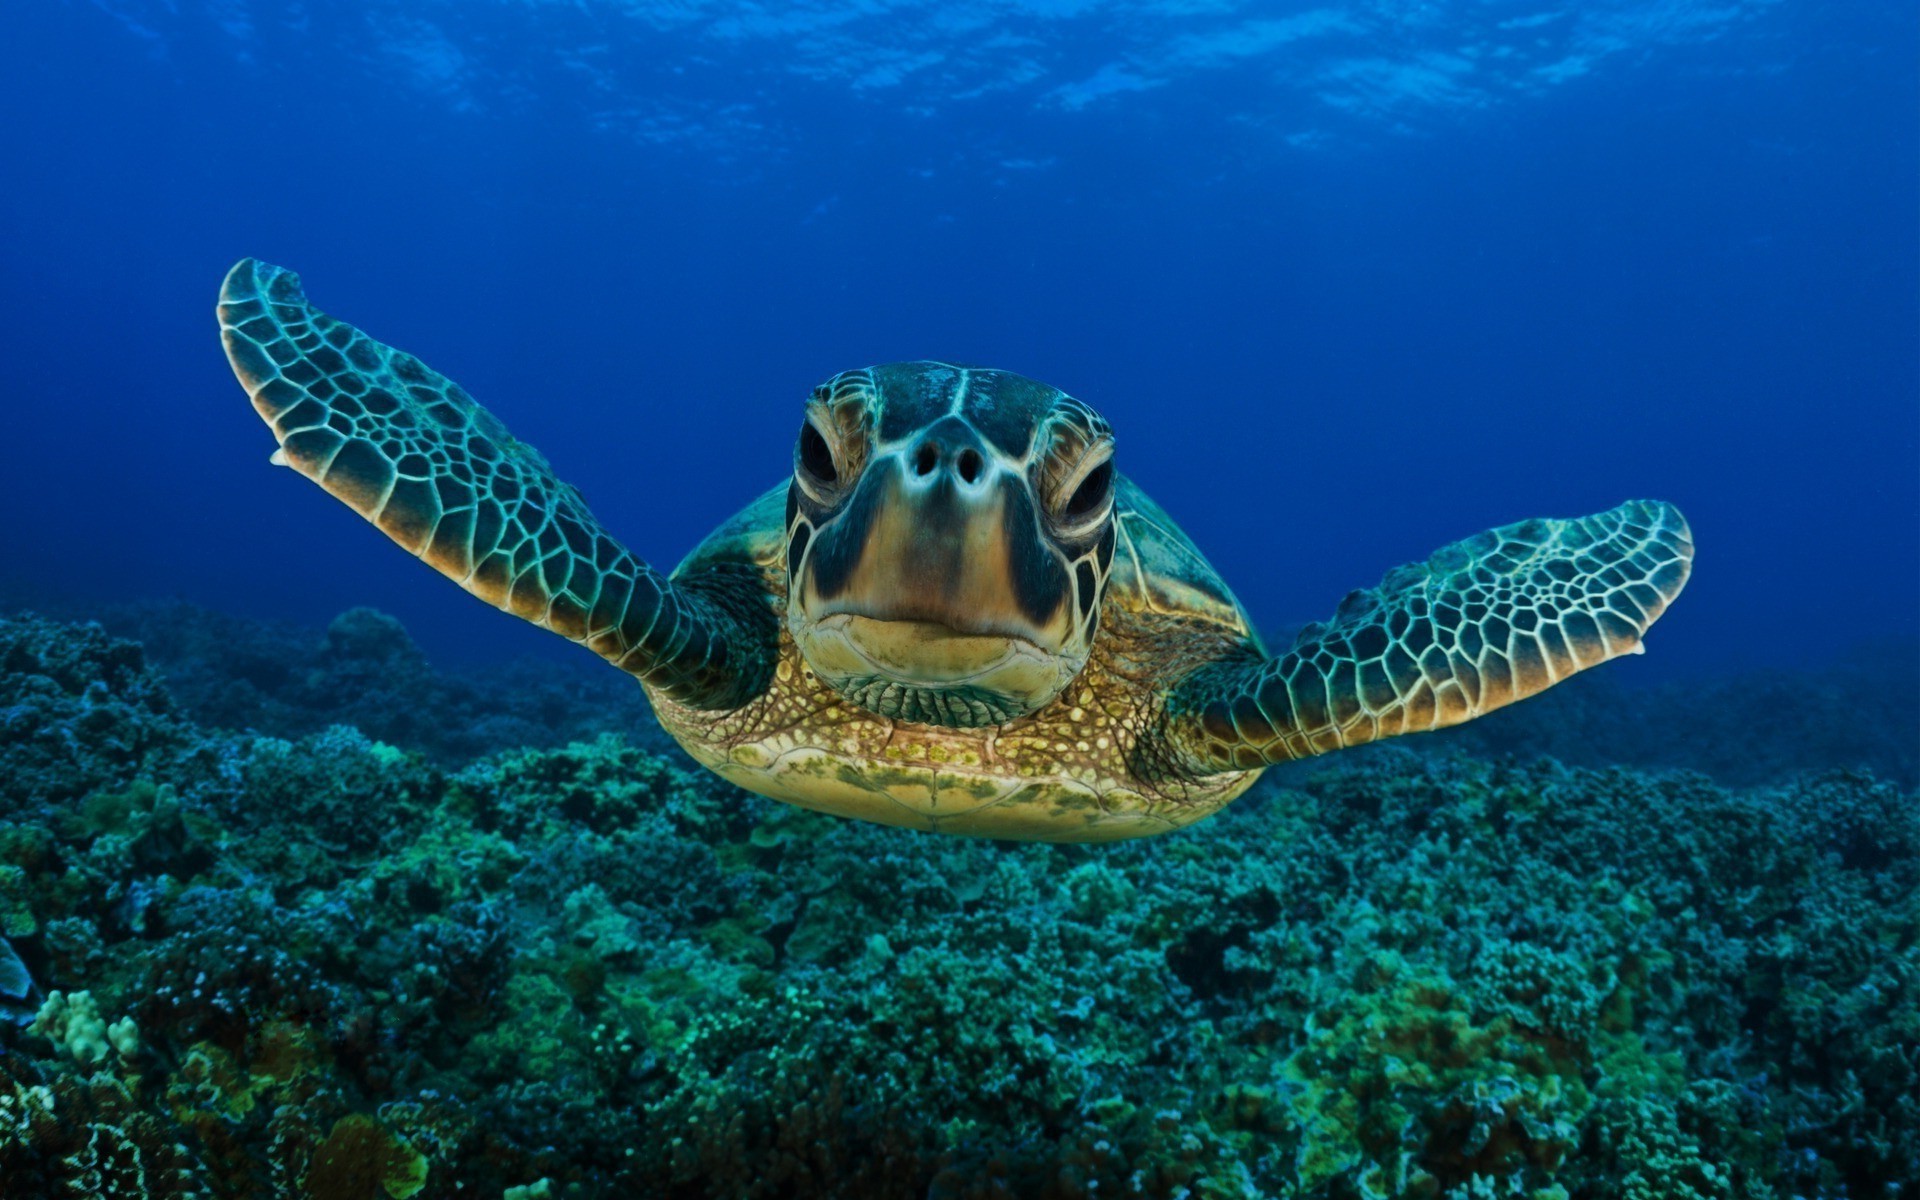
218 258 775 710
1169 499 1693 773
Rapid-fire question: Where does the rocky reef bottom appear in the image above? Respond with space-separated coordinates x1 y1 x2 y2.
0 605 1915 1199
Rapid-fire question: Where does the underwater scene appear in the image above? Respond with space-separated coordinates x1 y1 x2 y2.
1 2 1915 1198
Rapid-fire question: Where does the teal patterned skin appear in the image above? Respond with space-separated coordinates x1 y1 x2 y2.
1165 501 1693 774
218 259 779 711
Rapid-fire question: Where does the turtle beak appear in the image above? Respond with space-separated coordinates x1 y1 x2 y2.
798 417 1073 655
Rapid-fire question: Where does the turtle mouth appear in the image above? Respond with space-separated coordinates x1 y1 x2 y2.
812 606 1045 646
792 611 1074 727
808 612 1049 686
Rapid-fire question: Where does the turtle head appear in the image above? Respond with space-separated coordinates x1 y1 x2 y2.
783 363 1118 728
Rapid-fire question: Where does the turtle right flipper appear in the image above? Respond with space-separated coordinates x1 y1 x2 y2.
1162 499 1693 774
218 258 777 710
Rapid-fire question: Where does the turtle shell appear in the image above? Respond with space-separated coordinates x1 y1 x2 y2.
1103 476 1259 646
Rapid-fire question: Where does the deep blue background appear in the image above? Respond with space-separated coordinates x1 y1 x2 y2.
2 1 1914 681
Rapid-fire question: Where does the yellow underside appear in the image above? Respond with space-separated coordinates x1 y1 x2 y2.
664 723 1259 843
647 597 1266 844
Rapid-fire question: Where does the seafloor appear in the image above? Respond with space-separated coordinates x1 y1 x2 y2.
0 603 1914 1199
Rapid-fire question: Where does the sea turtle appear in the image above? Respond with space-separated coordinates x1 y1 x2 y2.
218 259 1693 842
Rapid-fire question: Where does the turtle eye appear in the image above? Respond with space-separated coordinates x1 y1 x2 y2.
1064 460 1112 519
797 422 837 484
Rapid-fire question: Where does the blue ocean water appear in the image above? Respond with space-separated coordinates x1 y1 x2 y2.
2 0 1913 679
4 7 1920 1196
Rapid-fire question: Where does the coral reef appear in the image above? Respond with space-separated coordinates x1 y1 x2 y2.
92 600 667 764
1425 640 1919 789
0 607 1914 1198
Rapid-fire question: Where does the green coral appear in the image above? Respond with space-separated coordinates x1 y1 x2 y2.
30 990 138 1068
1285 959 1566 1190
307 1113 429 1200
0 861 37 938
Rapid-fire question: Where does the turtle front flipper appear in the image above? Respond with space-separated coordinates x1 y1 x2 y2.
218 259 776 710
1163 500 1693 774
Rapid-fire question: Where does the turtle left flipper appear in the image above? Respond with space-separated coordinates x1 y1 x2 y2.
1163 499 1693 774
219 258 778 710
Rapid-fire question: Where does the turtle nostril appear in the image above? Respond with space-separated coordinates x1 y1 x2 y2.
956 448 983 484
913 443 939 477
